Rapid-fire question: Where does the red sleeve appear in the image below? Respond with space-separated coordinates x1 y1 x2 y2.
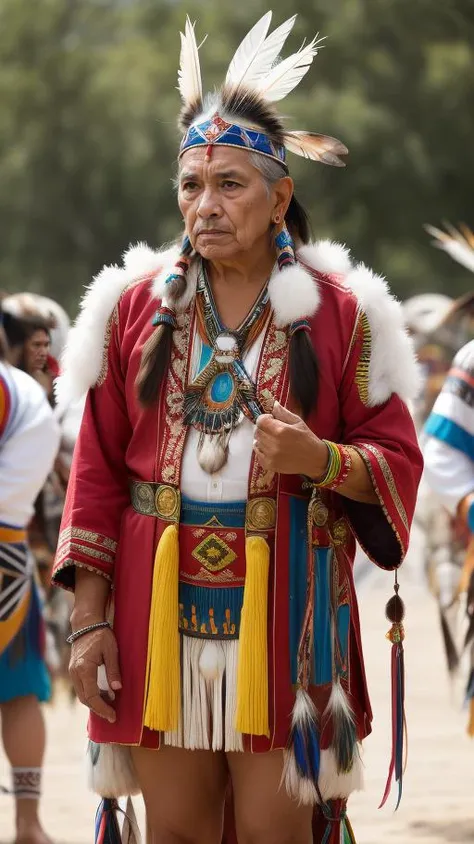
52 309 132 591
339 309 423 569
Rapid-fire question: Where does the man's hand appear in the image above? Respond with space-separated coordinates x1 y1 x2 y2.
253 401 328 477
69 627 122 723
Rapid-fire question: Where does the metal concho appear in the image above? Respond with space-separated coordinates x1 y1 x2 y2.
246 497 277 532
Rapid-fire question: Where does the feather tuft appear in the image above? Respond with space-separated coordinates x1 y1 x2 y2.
256 35 324 102
177 17 203 110
283 131 348 166
323 679 357 775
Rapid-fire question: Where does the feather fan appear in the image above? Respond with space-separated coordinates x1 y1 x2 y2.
178 17 203 110
283 131 348 166
256 36 323 102
425 223 474 273
226 13 298 90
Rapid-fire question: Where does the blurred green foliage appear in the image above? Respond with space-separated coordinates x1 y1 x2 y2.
0 0 473 313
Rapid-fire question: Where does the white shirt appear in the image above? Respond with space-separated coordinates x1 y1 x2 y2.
0 364 60 526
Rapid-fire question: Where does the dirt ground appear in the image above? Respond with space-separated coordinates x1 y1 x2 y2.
1 572 473 843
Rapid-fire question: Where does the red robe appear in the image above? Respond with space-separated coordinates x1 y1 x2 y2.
52 248 422 844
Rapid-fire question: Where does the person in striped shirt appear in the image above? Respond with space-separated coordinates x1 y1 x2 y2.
423 340 474 734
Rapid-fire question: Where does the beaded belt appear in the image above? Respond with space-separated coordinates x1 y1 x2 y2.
130 482 278 640
130 481 277 532
130 481 181 522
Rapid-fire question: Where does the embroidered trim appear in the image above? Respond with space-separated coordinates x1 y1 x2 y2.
181 567 245 585
358 443 409 533
350 445 406 558
250 320 290 494
96 305 119 388
354 311 371 406
68 542 114 564
160 306 194 485
57 527 118 553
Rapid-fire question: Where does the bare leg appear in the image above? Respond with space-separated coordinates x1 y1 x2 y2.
228 750 313 844
0 695 52 844
131 745 228 844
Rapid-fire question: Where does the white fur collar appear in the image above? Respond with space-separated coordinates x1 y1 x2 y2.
57 238 420 409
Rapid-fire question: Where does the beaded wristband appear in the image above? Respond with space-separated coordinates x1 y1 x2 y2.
311 441 353 490
66 621 111 645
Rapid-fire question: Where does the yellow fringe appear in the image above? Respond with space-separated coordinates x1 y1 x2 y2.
235 535 270 737
468 697 474 738
143 524 180 732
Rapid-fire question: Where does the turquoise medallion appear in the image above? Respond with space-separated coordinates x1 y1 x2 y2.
210 372 234 403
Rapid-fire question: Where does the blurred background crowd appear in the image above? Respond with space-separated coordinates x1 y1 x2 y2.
0 1 474 843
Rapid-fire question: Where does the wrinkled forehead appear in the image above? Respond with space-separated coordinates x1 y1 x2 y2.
178 145 260 179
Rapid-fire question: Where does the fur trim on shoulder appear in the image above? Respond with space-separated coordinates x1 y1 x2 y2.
268 262 320 328
297 239 421 406
55 242 172 407
345 263 422 406
297 239 352 277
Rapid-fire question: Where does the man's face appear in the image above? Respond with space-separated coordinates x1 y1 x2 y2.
24 329 50 374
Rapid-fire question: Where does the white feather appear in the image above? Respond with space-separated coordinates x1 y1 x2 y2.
256 36 323 102
425 223 474 273
178 17 203 107
225 12 273 88
226 14 298 90
435 238 474 273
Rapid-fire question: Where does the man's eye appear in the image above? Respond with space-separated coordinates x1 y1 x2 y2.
182 182 198 191
222 181 240 189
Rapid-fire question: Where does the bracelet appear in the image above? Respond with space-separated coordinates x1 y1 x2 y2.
66 621 111 645
310 441 353 490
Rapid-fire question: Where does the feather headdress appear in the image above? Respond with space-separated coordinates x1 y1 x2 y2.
177 12 348 168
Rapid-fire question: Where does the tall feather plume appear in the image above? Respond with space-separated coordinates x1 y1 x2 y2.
225 12 273 88
178 17 203 112
283 131 348 166
256 35 324 102
226 13 298 90
425 223 474 273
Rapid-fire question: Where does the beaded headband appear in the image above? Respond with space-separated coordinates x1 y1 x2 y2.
180 113 287 166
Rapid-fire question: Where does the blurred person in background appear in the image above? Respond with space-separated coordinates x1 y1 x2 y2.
403 288 474 678
416 226 474 685
423 339 474 736
2 297 77 695
52 13 422 844
0 303 60 844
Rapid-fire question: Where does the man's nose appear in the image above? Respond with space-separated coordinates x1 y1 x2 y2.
197 188 220 218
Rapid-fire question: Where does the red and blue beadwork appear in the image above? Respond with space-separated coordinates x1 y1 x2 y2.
275 227 296 270
180 112 287 165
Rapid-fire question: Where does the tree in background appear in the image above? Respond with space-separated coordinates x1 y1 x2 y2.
0 0 473 313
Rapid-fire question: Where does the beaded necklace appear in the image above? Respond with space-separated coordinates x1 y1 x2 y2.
183 261 270 472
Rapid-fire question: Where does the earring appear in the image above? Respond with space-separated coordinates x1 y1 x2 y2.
273 213 281 225
275 222 296 271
